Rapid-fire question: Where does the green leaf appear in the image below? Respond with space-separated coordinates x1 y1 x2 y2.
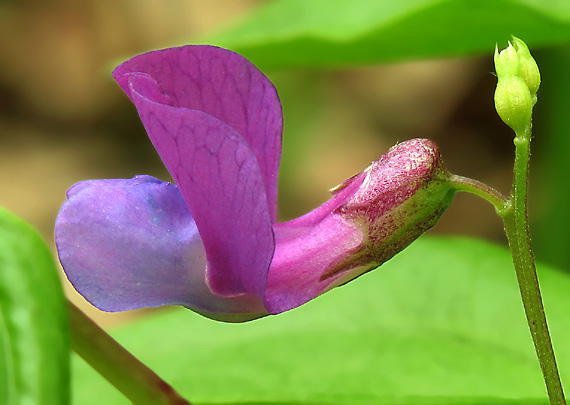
205 0 570 69
72 236 570 404
0 207 69 404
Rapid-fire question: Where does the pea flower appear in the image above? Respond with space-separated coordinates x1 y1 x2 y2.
55 46 455 322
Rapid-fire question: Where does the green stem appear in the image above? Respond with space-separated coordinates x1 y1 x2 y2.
69 302 190 405
447 127 565 403
500 128 565 404
448 174 507 213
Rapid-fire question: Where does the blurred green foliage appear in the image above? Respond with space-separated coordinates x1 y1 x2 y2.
0 208 69 404
533 47 570 271
72 237 570 404
208 0 570 69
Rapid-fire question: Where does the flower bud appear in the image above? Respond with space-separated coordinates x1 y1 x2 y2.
494 76 533 132
494 38 540 133
512 37 541 96
494 43 520 78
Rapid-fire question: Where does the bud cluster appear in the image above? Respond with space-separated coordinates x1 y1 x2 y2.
494 37 541 133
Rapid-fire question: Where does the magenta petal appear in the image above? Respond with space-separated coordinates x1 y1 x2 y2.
122 74 274 299
112 45 283 222
264 138 453 314
265 171 368 314
55 176 267 319
267 217 365 314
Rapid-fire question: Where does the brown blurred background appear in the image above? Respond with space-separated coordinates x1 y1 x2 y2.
0 1 521 326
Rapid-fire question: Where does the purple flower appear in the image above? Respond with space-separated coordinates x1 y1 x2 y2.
55 46 455 322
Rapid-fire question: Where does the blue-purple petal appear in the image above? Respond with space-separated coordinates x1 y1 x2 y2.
55 175 267 318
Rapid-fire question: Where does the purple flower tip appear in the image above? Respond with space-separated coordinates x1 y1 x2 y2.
55 45 455 322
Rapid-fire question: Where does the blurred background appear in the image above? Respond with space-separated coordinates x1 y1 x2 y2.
1 0 568 326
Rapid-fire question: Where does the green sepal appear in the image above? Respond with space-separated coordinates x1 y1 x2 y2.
511 36 541 96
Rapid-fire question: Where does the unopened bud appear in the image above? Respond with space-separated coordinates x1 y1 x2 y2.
494 42 520 78
494 76 533 133
494 38 540 133
512 37 541 96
